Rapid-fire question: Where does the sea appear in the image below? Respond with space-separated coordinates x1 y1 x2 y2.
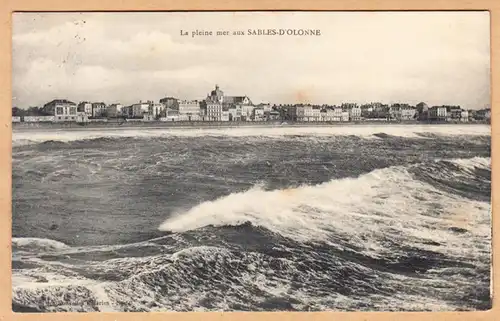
11 124 492 312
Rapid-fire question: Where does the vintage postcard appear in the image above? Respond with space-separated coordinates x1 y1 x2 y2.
10 11 491 313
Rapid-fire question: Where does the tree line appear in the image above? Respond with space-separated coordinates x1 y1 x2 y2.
12 107 51 117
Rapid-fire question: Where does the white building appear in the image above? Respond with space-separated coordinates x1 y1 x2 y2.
341 110 349 122
428 106 447 121
229 105 242 121
253 107 265 121
461 109 469 122
333 107 343 121
76 112 89 123
320 108 337 121
131 101 150 118
401 107 417 120
178 100 200 115
204 85 254 122
42 99 78 122
389 105 416 121
77 102 93 116
221 107 230 121
12 116 21 123
148 103 164 118
206 102 222 121
241 105 255 121
311 106 321 121
348 105 362 121
296 105 314 121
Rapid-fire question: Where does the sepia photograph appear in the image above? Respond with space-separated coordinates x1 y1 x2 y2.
11 11 491 312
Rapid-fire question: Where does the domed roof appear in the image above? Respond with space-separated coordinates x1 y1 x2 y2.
211 84 223 97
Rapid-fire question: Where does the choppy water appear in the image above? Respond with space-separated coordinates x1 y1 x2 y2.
12 125 492 312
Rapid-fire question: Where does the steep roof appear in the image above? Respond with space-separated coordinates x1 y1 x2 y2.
224 96 252 104
44 99 76 106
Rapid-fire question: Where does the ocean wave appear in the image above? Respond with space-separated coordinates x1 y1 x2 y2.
446 156 491 170
12 241 484 312
12 237 70 252
159 157 491 261
12 124 491 146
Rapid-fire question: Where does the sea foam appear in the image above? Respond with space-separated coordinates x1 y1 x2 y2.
159 158 491 260
13 124 491 146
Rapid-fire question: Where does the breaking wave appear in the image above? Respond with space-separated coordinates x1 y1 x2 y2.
12 237 70 252
160 157 491 261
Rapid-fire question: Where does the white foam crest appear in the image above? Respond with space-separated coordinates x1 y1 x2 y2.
160 165 490 260
446 156 491 171
12 237 70 252
13 124 490 145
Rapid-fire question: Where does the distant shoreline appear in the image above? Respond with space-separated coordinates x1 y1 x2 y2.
12 120 490 131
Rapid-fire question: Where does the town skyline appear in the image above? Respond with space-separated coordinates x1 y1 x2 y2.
13 12 490 109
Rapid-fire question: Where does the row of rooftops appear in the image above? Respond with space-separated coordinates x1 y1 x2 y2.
39 96 487 113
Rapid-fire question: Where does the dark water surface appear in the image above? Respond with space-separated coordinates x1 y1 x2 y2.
12 126 491 312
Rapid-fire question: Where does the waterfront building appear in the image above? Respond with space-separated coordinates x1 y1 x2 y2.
178 100 201 120
320 108 336 121
76 112 89 123
148 103 164 119
428 106 448 121
311 106 321 121
106 103 123 118
265 110 281 121
121 106 132 118
209 84 224 103
224 95 252 105
285 105 297 121
416 102 429 120
42 99 77 122
131 101 150 118
333 107 343 122
77 102 93 116
360 104 373 118
461 109 469 122
205 101 222 121
203 84 254 121
221 106 230 121
241 105 255 121
204 85 224 121
372 105 390 119
342 103 361 121
253 107 265 121
224 95 253 121
228 105 242 121
475 108 491 121
341 110 350 122
254 103 271 113
390 104 417 121
295 105 314 122
159 97 179 110
166 108 180 117
447 106 462 122
400 106 417 121
91 102 106 118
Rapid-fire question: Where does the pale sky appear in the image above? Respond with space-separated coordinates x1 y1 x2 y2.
12 12 490 109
